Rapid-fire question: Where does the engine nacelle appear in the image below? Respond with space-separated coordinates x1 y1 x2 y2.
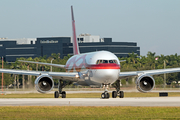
35 75 54 93
136 74 155 93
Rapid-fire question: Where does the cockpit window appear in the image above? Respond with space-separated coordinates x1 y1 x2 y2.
109 60 113 63
96 60 118 64
110 60 117 63
103 60 108 63
96 60 103 64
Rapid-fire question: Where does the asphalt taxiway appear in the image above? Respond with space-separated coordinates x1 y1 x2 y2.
0 97 180 106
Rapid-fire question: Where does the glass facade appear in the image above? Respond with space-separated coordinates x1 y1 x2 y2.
0 37 140 62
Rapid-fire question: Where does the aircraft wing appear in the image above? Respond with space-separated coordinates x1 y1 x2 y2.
18 60 65 68
119 67 180 79
0 69 78 82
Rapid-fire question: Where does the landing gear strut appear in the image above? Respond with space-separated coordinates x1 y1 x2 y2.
101 84 110 99
54 79 67 98
112 80 124 98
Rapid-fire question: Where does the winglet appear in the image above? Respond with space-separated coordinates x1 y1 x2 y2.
71 6 80 55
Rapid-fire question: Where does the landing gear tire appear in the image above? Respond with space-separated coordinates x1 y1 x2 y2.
112 91 117 98
54 91 59 98
61 91 66 98
101 92 110 99
101 93 105 99
119 91 124 98
106 92 110 99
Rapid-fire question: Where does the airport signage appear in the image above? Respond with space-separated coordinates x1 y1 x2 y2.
40 40 58 44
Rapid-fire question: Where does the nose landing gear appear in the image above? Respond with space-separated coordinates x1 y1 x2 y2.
112 80 124 98
101 91 110 99
101 84 110 99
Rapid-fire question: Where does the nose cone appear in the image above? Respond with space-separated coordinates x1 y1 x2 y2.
93 69 120 84
104 69 117 79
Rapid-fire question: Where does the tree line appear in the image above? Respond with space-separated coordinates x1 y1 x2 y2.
0 52 180 88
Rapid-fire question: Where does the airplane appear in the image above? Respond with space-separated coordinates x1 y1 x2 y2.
1 6 180 99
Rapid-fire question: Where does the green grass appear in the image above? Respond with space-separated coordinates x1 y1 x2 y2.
0 106 180 120
1 92 180 119
0 92 180 98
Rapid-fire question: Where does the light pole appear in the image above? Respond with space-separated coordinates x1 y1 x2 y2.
51 58 54 72
164 60 166 88
1 56 3 95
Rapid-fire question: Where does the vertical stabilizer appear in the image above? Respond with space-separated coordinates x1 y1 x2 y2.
71 6 80 55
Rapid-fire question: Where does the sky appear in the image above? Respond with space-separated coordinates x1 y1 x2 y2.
0 0 180 56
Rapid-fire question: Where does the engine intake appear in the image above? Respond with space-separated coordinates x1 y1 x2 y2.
35 75 54 93
136 74 155 93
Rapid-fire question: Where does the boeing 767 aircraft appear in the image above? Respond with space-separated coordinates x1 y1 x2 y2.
1 6 180 99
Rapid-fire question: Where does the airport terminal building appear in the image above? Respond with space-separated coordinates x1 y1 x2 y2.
0 34 140 62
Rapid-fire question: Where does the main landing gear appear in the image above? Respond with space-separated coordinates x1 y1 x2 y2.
54 79 67 98
112 80 124 98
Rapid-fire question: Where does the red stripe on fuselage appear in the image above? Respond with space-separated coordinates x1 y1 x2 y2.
65 63 120 72
87 63 120 69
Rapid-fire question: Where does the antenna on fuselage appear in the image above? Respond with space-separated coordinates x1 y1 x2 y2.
71 6 80 55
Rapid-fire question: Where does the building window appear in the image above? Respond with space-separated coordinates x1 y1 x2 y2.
80 38 84 41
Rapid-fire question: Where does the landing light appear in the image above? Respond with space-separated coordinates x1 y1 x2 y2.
75 74 79 78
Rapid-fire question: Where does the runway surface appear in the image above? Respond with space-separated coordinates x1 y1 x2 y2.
1 97 180 106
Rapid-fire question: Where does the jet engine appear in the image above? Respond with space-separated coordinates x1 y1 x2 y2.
35 75 54 93
136 74 155 93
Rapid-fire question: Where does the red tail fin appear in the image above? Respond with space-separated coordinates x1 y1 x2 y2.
71 6 80 55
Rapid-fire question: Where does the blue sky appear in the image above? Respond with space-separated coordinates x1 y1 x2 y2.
0 0 180 56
